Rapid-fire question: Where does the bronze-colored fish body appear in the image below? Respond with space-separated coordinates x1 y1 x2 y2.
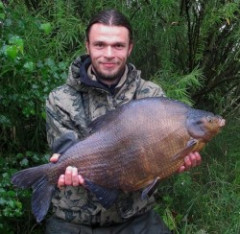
11 97 225 222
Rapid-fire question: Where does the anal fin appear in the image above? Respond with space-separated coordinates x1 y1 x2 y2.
84 179 119 209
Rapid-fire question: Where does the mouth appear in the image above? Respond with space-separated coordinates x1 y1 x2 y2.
100 60 117 67
101 62 117 69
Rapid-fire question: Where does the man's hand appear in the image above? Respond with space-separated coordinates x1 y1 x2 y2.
50 153 84 188
178 152 202 173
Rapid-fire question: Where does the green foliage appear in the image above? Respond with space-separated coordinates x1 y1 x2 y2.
155 118 240 233
0 3 69 152
129 0 240 114
0 0 240 233
152 67 203 105
0 152 48 233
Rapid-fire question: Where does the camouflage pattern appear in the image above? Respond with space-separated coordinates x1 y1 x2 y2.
46 55 165 226
45 210 171 234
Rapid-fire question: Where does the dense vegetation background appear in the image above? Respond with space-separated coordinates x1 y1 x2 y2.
0 0 239 233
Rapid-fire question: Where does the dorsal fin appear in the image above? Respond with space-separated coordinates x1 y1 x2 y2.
88 108 122 134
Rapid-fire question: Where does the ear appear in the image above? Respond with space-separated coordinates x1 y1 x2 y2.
128 42 133 56
85 41 90 54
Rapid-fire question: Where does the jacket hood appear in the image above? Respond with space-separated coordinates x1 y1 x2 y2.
66 55 142 94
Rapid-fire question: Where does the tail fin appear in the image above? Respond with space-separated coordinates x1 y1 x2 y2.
11 164 56 222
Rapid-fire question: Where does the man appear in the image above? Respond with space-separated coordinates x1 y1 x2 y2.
46 9 201 234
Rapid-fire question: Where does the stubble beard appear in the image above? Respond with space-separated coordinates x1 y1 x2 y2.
93 64 126 84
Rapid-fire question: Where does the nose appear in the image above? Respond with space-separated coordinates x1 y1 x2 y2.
105 46 114 58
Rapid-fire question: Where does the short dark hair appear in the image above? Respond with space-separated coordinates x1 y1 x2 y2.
86 9 133 42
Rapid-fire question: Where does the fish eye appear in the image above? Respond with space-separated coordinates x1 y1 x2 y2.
196 120 203 125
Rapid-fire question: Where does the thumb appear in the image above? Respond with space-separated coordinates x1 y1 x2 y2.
50 153 61 163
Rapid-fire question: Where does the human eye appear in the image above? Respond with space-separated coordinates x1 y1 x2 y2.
114 43 125 50
94 42 104 49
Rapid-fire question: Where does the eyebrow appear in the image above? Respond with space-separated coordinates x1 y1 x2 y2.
92 41 127 46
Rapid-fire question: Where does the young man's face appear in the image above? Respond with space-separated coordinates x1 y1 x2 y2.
86 23 133 83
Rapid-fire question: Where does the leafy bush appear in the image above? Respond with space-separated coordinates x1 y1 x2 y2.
0 2 68 233
0 151 49 233
0 3 70 153
0 0 239 233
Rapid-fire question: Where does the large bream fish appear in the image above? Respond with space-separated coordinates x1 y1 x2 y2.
12 97 225 222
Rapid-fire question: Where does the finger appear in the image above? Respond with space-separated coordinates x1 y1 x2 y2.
65 166 73 186
189 153 197 167
194 152 202 165
177 165 186 173
78 174 85 185
57 174 65 188
50 153 61 163
72 167 79 186
183 155 191 170
190 152 202 168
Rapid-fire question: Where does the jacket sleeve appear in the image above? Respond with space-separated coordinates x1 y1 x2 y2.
46 88 88 150
136 79 166 99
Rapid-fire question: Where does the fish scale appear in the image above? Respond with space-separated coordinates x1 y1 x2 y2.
11 97 225 222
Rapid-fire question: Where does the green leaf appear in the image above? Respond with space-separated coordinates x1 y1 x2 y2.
15 201 22 209
20 158 29 167
32 154 40 162
40 22 52 35
0 198 5 205
58 61 67 70
9 35 24 54
0 115 11 126
0 13 5 20
5 45 18 59
7 191 16 197
45 57 55 67
41 111 46 120
16 153 24 159
162 208 177 231
23 61 35 72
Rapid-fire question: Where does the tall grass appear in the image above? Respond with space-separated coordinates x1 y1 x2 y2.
155 117 240 233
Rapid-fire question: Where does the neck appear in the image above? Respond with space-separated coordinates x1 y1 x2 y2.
97 76 121 87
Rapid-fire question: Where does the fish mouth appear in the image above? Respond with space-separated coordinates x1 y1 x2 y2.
219 118 226 127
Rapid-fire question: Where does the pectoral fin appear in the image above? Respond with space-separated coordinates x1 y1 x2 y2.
51 132 78 154
141 177 160 200
172 138 198 161
84 179 119 209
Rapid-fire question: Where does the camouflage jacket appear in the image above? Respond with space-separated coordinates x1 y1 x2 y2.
46 55 165 226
